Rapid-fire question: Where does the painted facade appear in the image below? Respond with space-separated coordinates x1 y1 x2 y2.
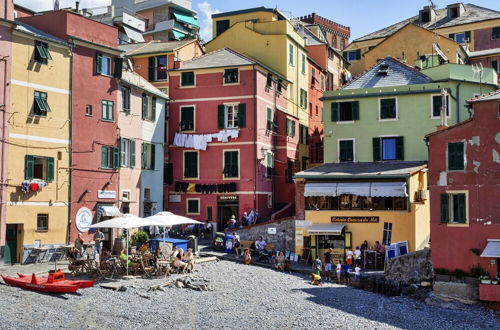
5 23 71 264
426 90 500 278
322 58 498 164
307 58 325 165
167 48 296 229
299 13 350 50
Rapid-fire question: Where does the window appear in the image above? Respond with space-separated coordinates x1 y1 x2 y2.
218 104 245 129
266 73 273 89
184 151 198 178
120 138 136 168
289 44 294 65
441 192 467 224
320 75 325 91
421 10 430 23
96 53 111 75
382 222 392 246
331 101 359 122
449 31 470 44
266 107 274 132
85 104 92 116
25 155 54 181
34 41 51 64
180 106 195 131
300 89 308 108
311 68 316 85
332 37 337 50
37 214 49 231
301 54 306 74
344 50 361 61
305 196 407 211
187 199 200 214
148 56 167 81
448 142 465 171
266 152 274 178
449 6 459 18
223 150 239 178
339 139 354 162
299 124 308 144
224 68 239 84
164 163 173 184
493 27 500 40
285 160 294 184
141 94 156 121
101 100 114 121
144 188 151 200
216 20 230 37
431 95 450 118
379 98 397 120
373 136 404 161
286 118 296 137
340 39 345 50
33 91 51 116
101 146 119 169
121 87 131 112
181 71 195 86
141 142 155 170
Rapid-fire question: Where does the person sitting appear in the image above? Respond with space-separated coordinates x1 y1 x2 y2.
375 241 385 254
138 242 149 254
275 251 286 271
170 246 180 259
99 248 111 270
361 240 368 252
244 248 251 265
119 248 140 275
255 236 267 252
172 251 189 273
182 248 195 273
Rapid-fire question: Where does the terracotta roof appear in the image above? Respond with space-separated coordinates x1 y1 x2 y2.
425 118 474 138
119 39 196 56
466 89 500 103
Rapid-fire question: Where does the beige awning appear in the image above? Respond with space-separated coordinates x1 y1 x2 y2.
306 224 345 235
480 239 500 258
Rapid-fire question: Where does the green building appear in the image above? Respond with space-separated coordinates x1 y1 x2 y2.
322 57 497 162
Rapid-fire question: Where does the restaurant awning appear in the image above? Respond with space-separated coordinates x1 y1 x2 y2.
306 224 345 235
304 183 337 197
97 205 122 217
480 239 500 258
172 9 199 27
370 182 407 197
123 26 144 43
172 30 187 40
337 182 371 196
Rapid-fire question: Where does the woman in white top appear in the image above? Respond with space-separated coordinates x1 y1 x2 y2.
336 261 342 283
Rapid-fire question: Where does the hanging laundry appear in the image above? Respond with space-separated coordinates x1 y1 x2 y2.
185 135 195 148
29 183 39 192
22 181 30 193
193 135 207 151
187 183 196 193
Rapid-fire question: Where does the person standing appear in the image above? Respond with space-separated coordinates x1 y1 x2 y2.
241 212 249 227
227 215 236 230
346 249 354 270
323 248 333 282
233 232 241 258
312 255 322 276
354 246 362 267
354 265 361 281
74 233 84 260
343 263 351 285
93 229 105 259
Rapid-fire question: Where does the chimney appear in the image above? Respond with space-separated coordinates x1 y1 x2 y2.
75 1 80 12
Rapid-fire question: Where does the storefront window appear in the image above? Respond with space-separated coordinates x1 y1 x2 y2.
317 235 345 250
351 195 362 209
305 195 407 211
340 195 350 210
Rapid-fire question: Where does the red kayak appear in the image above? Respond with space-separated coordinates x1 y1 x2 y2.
1 269 95 293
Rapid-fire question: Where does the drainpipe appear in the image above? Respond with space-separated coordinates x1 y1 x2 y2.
252 66 257 213
67 44 75 244
455 83 461 123
0 56 8 249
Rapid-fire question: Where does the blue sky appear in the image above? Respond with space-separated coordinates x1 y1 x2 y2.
15 0 500 42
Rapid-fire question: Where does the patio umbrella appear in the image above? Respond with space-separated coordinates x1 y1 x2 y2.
145 211 203 240
89 214 154 276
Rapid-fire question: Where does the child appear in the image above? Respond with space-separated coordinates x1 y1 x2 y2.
336 261 342 283
346 249 354 270
343 263 351 285
354 265 361 281
312 256 322 276
310 272 322 286
244 248 252 265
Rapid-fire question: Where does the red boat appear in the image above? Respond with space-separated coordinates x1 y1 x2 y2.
1 269 95 293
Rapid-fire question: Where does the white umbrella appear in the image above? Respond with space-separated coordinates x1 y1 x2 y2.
89 214 153 276
146 211 203 240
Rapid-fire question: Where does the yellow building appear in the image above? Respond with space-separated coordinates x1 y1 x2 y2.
5 22 71 264
206 7 309 131
344 3 500 76
294 162 430 265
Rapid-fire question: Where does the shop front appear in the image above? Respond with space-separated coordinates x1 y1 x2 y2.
96 204 122 251
217 195 239 231
301 224 348 263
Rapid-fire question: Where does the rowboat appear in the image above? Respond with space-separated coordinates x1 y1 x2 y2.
1 269 95 293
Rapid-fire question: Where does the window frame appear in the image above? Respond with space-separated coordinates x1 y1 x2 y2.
381 136 398 161
180 71 195 87
36 213 49 232
183 150 199 179
430 94 451 118
378 97 398 121
186 198 200 215
215 19 230 37
222 149 240 179
301 53 306 74
346 50 361 61
338 138 355 162
223 68 239 85
97 53 112 76
33 91 51 116
85 104 93 116
101 100 114 121
442 190 469 226
492 27 500 40
121 86 131 113
141 142 155 170
289 43 294 66
179 105 195 132
447 141 466 171
154 55 168 81
454 32 466 44
265 151 274 179
223 103 239 129
120 138 130 168
34 40 51 64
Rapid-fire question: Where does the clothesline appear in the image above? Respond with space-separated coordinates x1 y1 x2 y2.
173 129 240 151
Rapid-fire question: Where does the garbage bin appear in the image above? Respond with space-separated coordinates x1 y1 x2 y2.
188 235 198 254
224 233 234 253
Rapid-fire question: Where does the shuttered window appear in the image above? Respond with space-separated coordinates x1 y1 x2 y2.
34 91 51 116
266 152 274 179
331 101 359 122
24 155 55 182
448 142 465 171
141 143 155 170
34 40 51 64
266 107 273 131
441 193 467 224
286 118 296 137
184 151 198 178
180 106 194 131
300 89 308 108
223 150 239 178
373 137 404 161
289 44 294 65
181 72 195 86
96 53 111 75
101 100 114 121
379 98 397 119
339 140 354 162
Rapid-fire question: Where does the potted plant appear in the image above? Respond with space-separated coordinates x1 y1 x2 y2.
492 278 499 285
131 230 149 248
434 268 451 282
479 276 491 284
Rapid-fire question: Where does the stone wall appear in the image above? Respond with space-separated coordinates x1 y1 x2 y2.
384 248 434 286
234 219 296 252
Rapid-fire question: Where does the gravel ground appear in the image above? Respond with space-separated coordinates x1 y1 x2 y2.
0 260 498 330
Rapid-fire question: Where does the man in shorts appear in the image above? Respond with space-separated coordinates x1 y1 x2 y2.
323 248 333 282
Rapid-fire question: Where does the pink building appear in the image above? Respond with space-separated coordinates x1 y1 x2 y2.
167 48 296 230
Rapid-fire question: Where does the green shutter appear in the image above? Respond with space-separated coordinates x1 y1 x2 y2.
113 147 119 169
142 94 148 120
238 103 246 128
465 31 471 42
148 57 155 81
352 101 360 120
331 103 339 122
25 155 34 180
114 58 123 78
151 97 156 121
184 152 197 178
291 120 296 137
46 157 54 182
396 136 404 160
101 146 108 168
448 142 464 170
96 53 102 74
440 193 449 223
141 143 146 169
130 139 136 168
218 105 225 129
457 194 466 223
286 118 290 136
373 138 381 161
151 144 156 170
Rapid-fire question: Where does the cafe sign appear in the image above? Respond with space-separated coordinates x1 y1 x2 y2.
331 216 379 223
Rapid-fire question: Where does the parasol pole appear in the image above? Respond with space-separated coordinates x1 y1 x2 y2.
126 228 129 276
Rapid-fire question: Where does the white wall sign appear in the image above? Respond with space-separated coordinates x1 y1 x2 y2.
268 227 277 235
98 190 116 199
76 207 93 232
169 195 181 203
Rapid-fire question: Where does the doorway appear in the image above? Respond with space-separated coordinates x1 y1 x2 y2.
5 224 18 264
217 197 239 231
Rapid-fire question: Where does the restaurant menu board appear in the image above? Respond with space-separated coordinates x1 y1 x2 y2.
331 216 379 223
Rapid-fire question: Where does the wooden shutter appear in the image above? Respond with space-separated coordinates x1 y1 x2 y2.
373 137 381 161
191 152 198 177
164 163 173 184
457 194 466 223
224 151 231 177
141 143 147 169
352 101 360 120
151 97 156 121
238 103 246 128
113 147 119 169
113 57 123 78
331 103 339 122
217 105 225 129
465 31 471 42
286 118 290 136
130 139 136 168
151 144 156 170
440 193 449 223
25 155 34 180
291 120 296 137
396 136 404 160
46 157 54 182
148 57 155 81
96 53 102 74
101 146 107 168
142 94 148 120
448 142 464 170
